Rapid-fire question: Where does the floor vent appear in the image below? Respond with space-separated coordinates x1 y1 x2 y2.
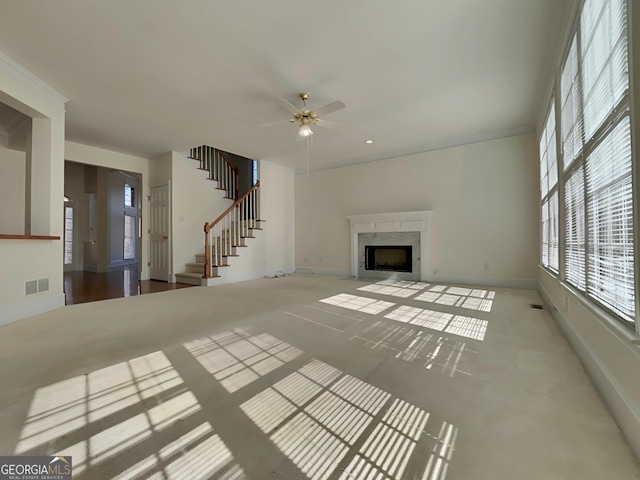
530 304 544 310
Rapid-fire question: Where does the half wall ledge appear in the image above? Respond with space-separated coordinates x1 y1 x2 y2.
0 234 60 240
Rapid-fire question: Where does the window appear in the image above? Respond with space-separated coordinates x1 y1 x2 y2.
124 183 134 207
64 204 73 265
540 101 559 272
252 160 258 186
124 215 136 260
559 0 634 325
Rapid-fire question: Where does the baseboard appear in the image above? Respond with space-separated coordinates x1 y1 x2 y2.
538 282 640 460
295 268 537 288
428 274 537 289
295 267 352 277
0 293 66 327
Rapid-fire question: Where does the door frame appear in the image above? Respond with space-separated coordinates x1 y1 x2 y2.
150 182 171 282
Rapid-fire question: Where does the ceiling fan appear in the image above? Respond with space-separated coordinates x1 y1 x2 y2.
262 92 346 140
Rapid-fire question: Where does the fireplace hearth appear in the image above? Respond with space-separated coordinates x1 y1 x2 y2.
365 246 412 272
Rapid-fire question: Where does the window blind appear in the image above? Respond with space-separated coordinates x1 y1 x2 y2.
559 0 634 325
581 0 628 140
561 35 582 170
542 199 550 267
539 100 559 272
586 116 634 322
549 190 559 271
565 166 586 290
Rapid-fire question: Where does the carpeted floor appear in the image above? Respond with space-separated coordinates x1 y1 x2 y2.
0 274 638 479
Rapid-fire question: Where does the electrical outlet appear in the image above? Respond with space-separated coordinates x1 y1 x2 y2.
484 263 489 270
304 257 309 263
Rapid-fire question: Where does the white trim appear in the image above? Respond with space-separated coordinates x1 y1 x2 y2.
0 51 68 106
0 294 65 327
346 211 432 281
430 274 538 290
260 159 294 175
292 267 351 277
294 126 535 175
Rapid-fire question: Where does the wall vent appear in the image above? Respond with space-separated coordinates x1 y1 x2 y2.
530 304 544 310
38 278 49 293
25 280 38 296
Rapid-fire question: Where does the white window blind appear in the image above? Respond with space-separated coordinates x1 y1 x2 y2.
559 0 634 325
581 0 628 140
561 35 582 170
540 101 559 272
542 199 550 267
565 166 586 290
549 191 559 270
586 117 634 322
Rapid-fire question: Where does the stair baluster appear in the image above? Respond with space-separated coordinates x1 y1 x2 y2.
202 181 261 279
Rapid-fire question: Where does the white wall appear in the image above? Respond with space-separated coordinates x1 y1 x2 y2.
65 141 150 279
0 51 67 325
0 134 26 234
295 133 539 287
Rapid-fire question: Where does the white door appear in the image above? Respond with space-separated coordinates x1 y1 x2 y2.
150 185 170 281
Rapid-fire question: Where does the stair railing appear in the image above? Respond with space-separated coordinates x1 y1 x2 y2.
203 181 261 278
189 145 239 200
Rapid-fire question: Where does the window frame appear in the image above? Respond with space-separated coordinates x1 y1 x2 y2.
553 0 637 330
540 98 560 274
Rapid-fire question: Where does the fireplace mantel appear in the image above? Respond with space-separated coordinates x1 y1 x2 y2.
346 211 432 280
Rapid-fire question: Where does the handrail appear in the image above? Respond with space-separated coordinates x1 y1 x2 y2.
217 151 239 200
218 151 239 175
205 181 260 233
203 181 261 278
188 145 239 200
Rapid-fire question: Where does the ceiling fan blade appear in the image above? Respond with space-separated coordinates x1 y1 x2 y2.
259 119 291 128
316 118 347 130
314 100 345 117
278 98 301 115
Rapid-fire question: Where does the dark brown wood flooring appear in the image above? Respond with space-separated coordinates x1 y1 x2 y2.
64 265 194 305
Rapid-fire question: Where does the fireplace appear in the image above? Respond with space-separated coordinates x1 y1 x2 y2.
365 246 412 272
346 211 431 281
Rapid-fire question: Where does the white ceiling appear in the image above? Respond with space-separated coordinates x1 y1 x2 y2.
0 1 568 171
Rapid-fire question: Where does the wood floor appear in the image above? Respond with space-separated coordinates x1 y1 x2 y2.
63 264 194 305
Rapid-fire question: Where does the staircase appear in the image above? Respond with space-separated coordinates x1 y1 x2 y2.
175 146 263 286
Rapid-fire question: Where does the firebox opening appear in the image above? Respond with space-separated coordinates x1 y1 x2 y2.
365 246 412 273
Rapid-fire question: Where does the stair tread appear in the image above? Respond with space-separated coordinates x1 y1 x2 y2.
175 272 203 278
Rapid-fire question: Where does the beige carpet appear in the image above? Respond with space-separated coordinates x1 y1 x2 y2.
0 273 638 479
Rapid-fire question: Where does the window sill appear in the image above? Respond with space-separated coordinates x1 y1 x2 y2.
538 265 639 346
0 234 60 240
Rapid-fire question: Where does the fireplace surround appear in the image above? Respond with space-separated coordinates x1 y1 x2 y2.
346 211 432 281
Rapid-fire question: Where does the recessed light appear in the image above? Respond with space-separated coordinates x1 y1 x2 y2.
365 139 374 144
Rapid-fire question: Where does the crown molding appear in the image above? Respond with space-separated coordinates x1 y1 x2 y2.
294 125 536 175
261 159 295 175
0 50 68 106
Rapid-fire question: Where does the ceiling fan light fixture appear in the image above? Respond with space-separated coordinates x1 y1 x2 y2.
298 123 313 137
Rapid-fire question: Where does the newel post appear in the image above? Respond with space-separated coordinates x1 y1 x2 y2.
203 222 211 279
